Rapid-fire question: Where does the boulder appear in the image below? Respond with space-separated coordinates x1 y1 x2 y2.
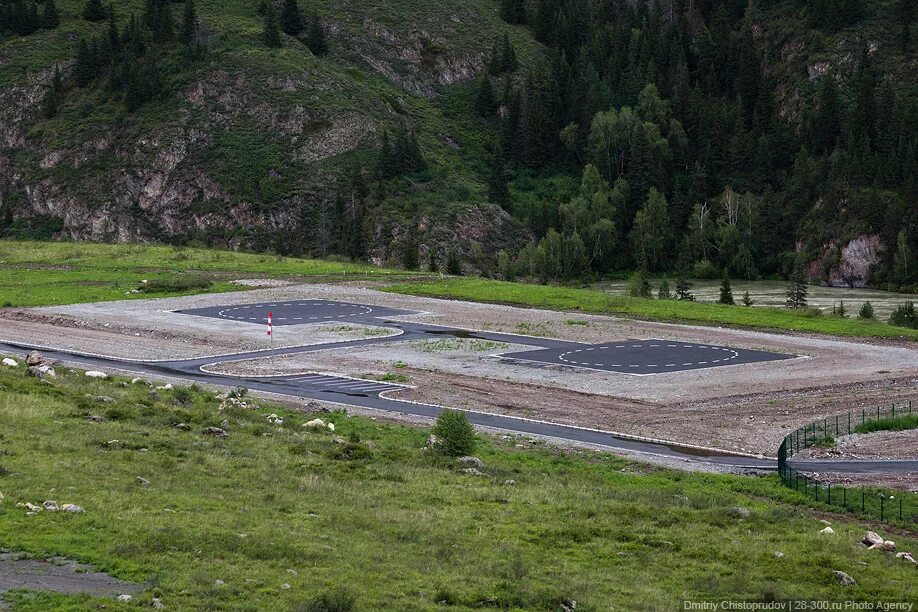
869 541 896 552
424 434 439 449
43 501 59 511
84 371 108 379
131 377 146 385
1 357 17 367
25 351 44 366
304 418 326 429
327 422 335 431
172 422 191 431
819 526 836 535
730 507 751 519
89 395 116 404
202 427 228 438
86 415 107 423
863 531 884 547
136 476 150 486
895 552 916 565
833 570 856 586
458 456 484 469
458 467 488 477
61 503 83 513
156 383 173 390
27 365 55 379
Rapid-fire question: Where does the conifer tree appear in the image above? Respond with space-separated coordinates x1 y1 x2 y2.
658 275 671 299
487 151 511 209
262 2 281 47
718 271 734 304
741 291 755 307
280 0 303 35
474 70 495 117
305 12 328 55
74 39 98 87
83 0 106 22
858 301 875 319
42 0 60 29
445 250 463 276
785 266 808 309
179 0 198 46
676 274 694 301
42 67 63 119
428 250 439 273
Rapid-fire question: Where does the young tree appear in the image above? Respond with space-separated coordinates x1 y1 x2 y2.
42 67 63 119
431 410 475 457
445 250 463 276
785 266 808 310
73 39 98 87
630 188 670 271
676 274 694 301
305 12 328 55
427 250 439 273
401 237 419 270
718 271 734 305
891 229 913 287
262 2 282 48
741 291 755 307
280 0 303 35
499 0 526 24
628 267 652 298
858 301 875 319
42 0 60 29
473 70 495 117
179 0 198 46
83 0 106 22
657 275 671 300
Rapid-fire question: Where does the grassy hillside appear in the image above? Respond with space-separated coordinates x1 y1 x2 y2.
0 363 915 609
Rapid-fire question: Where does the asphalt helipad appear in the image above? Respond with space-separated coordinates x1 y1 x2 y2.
177 300 416 325
505 339 795 375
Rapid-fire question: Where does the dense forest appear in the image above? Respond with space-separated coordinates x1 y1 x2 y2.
478 0 917 289
1 0 916 290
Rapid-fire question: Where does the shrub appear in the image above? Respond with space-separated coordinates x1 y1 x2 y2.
889 301 917 329
295 588 356 612
139 275 212 293
432 409 475 457
858 301 875 319
628 269 652 298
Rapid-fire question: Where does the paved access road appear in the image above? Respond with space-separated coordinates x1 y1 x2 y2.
3 299 914 474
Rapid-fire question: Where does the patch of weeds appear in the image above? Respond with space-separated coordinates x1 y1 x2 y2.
411 338 509 353
853 414 918 434
329 442 373 461
377 373 410 383
139 275 212 293
566 319 588 326
813 435 835 448
293 587 356 612
392 361 408 369
171 387 193 406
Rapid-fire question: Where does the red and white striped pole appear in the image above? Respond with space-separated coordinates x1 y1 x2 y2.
267 311 273 342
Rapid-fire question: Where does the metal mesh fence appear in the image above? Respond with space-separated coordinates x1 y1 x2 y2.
777 401 917 526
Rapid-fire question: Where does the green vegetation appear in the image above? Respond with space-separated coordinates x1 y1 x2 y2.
853 414 918 434
0 240 404 307
1 362 914 609
430 409 476 457
411 338 510 353
385 278 918 340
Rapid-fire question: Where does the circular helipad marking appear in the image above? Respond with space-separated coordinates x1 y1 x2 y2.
215 301 373 323
556 343 740 370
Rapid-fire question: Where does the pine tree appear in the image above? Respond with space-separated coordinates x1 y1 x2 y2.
83 0 106 22
262 2 282 48
179 0 198 46
445 250 463 276
401 237 419 270
473 70 495 117
428 250 439 273
741 290 755 307
42 0 60 29
500 33 517 72
858 301 875 319
280 0 303 35
74 39 98 87
144 0 174 42
785 266 808 310
487 151 511 209
628 267 652 298
305 12 328 55
718 272 734 304
676 274 694 301
657 275 671 299
42 67 63 119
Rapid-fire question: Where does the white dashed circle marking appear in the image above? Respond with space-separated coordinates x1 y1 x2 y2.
556 342 740 370
216 301 373 323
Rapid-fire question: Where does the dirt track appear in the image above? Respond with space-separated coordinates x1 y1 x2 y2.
1 282 916 457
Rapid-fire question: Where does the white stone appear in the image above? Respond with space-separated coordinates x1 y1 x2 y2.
117 594 133 602
85 371 108 379
819 526 835 535
304 418 326 429
327 422 335 431
61 503 83 513
1 358 17 367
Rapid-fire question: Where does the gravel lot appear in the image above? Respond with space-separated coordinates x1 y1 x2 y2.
1 281 916 457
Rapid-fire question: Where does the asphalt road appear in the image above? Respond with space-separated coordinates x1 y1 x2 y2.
1 299 913 474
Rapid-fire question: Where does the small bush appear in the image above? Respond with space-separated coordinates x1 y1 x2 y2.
889 301 918 329
139 275 212 293
432 410 475 457
858 301 875 320
295 588 356 612
692 259 717 279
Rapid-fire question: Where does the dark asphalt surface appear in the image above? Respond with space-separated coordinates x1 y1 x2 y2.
508 339 794 374
2 299 914 474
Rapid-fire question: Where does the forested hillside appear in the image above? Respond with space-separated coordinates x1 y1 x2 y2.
0 0 915 289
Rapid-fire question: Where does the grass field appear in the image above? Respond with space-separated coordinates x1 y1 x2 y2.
0 362 915 610
853 414 918 434
383 278 918 341
0 241 404 307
